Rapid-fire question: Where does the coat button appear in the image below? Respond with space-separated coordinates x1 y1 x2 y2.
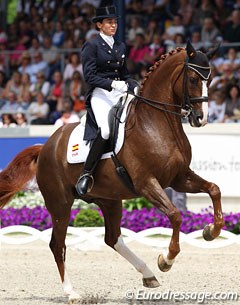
117 61 120 64
108 50 111 53
107 61 110 64
115 69 118 72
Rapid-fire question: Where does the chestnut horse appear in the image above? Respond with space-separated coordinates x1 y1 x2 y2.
0 42 224 303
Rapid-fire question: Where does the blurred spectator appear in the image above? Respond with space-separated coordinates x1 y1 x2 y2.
29 6 42 23
27 92 50 125
52 21 65 47
64 20 76 42
47 71 65 123
135 63 149 82
128 33 150 74
0 113 17 128
191 0 215 31
17 0 33 16
126 0 143 15
208 90 226 123
233 0 240 10
18 73 32 109
29 71 50 99
144 34 165 64
54 100 80 128
18 20 34 48
63 52 83 82
14 112 28 127
223 84 240 122
28 37 44 59
222 10 240 44
0 71 7 101
213 0 232 31
173 33 186 48
142 0 156 17
65 71 86 116
162 14 185 48
42 35 60 80
190 31 203 50
0 28 8 44
0 39 8 73
201 17 222 49
31 52 49 83
2 71 22 100
175 0 193 28
219 48 240 75
9 37 26 71
127 16 145 47
42 6 54 24
33 21 45 45
1 91 24 113
209 65 223 92
144 19 161 45
18 51 35 83
7 23 18 50
52 6 69 24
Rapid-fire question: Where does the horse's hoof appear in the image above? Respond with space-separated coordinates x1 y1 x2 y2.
68 291 81 304
203 224 215 241
142 276 160 288
158 254 174 272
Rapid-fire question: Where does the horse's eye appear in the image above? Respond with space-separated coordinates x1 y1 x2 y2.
189 77 198 85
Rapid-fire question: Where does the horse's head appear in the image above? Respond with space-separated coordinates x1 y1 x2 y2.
182 41 219 127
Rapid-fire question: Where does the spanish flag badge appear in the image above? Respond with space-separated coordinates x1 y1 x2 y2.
72 144 79 152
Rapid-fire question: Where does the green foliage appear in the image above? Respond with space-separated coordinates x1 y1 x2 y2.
123 197 152 211
73 209 104 227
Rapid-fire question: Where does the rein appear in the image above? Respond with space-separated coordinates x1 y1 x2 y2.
128 91 184 117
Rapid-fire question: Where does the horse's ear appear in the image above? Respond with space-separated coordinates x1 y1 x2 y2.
186 40 196 58
206 42 221 59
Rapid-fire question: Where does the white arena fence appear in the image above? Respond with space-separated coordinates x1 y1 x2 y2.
1 225 240 250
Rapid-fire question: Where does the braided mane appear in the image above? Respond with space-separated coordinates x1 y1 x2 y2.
140 47 185 93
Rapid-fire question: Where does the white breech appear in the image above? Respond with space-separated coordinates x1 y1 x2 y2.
91 87 122 140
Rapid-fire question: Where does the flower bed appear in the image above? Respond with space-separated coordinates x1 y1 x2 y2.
1 205 240 234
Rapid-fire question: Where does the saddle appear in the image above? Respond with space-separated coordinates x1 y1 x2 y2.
107 94 136 193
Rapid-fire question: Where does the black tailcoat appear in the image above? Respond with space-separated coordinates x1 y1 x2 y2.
81 34 135 141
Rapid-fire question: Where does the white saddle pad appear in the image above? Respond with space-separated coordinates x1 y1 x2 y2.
67 94 134 164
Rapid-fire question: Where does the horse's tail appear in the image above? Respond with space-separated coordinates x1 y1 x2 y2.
0 145 43 209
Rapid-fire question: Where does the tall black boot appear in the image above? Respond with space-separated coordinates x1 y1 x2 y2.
75 132 107 195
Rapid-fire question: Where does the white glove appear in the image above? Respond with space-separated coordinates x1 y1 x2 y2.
111 80 128 93
134 86 139 95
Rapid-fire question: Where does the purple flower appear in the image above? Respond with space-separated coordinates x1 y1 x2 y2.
1 206 240 234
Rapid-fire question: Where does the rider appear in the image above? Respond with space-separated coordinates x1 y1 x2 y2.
75 5 137 196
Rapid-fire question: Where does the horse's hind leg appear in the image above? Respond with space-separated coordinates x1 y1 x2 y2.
45 197 80 304
97 199 160 288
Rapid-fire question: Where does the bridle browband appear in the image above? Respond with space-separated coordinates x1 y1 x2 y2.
128 54 211 117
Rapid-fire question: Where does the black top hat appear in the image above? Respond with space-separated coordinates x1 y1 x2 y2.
92 6 119 23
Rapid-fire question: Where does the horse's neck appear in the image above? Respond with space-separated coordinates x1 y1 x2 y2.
134 70 187 145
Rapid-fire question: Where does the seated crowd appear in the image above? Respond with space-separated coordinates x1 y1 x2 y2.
1 0 240 127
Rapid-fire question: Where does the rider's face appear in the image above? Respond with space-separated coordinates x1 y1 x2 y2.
97 18 117 36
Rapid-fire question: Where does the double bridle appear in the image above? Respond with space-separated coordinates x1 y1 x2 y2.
129 55 211 118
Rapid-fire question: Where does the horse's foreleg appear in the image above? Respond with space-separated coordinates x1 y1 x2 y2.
139 177 182 272
173 170 224 241
97 200 160 288
49 212 80 304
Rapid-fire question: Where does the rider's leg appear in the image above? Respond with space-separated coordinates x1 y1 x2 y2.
75 129 107 195
75 88 115 196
